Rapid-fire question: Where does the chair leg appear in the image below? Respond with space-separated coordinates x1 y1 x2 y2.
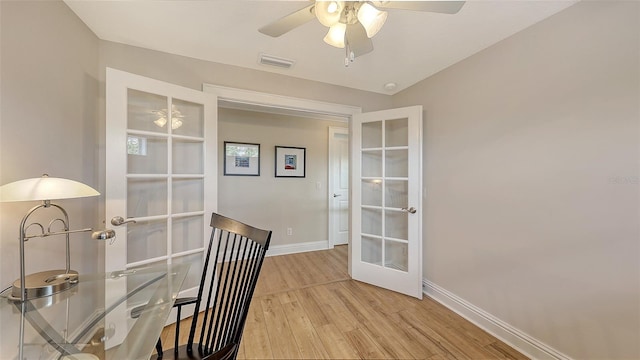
156 338 163 358
175 305 182 355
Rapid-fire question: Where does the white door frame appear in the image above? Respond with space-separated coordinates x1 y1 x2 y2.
202 84 361 122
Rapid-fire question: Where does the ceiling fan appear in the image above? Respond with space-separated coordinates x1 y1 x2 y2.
259 1 465 66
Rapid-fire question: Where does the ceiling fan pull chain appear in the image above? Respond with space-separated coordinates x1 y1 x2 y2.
344 42 350 67
344 41 355 67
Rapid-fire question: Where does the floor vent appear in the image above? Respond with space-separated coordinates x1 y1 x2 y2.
259 53 295 69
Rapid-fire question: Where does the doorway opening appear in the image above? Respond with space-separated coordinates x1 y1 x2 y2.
204 84 360 276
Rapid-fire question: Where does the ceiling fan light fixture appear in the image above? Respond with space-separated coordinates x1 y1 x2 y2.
323 23 346 48
154 117 167 128
171 118 183 130
357 2 387 38
315 1 344 27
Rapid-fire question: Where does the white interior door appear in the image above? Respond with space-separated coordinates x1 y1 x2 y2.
329 127 349 247
351 106 423 299
105 68 217 301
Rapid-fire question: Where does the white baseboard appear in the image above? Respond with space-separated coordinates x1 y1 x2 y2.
422 279 572 360
266 240 329 257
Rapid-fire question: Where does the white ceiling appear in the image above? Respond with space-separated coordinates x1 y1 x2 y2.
64 0 576 95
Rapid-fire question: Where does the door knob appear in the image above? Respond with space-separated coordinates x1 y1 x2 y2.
333 194 342 198
111 216 137 226
401 207 417 214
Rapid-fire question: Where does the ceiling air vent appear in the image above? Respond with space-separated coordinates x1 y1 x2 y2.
259 53 295 69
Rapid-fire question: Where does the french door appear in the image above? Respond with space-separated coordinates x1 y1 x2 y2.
105 68 217 298
351 106 423 299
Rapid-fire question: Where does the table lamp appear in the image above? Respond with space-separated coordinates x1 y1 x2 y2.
0 174 115 302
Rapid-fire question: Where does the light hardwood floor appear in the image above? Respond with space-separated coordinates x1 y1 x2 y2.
160 245 529 359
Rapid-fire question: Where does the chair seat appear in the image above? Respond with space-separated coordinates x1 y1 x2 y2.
151 343 237 360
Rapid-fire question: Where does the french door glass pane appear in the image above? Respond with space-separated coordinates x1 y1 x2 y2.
385 149 408 177
172 179 204 213
385 118 408 147
362 150 382 177
173 140 204 174
362 207 382 236
385 240 408 272
172 99 204 137
126 219 168 264
127 178 168 218
127 135 168 174
385 180 408 208
362 121 382 148
172 216 204 254
127 89 168 134
362 236 382 265
362 179 382 206
385 210 408 240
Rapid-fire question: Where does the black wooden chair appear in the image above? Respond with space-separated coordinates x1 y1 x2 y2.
152 212 272 360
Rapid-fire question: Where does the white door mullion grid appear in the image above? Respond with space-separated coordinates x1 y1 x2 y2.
167 96 174 265
380 119 386 268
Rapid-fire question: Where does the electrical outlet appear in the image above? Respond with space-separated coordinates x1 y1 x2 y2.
287 227 292 236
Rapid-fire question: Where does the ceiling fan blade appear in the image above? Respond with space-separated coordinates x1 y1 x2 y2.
373 1 465 14
346 23 374 57
258 4 316 37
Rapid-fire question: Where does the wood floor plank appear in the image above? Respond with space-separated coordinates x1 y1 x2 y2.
305 284 359 333
393 309 474 359
343 327 387 359
314 323 361 359
417 295 498 347
240 301 273 359
254 257 283 296
259 294 302 359
337 281 428 359
397 308 498 359
292 287 331 328
265 255 299 294
303 250 347 282
280 293 331 359
483 341 531 360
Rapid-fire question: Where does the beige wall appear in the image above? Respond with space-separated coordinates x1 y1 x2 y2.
0 1 101 288
393 1 639 359
218 108 347 248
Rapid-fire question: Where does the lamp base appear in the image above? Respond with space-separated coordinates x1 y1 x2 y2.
11 269 79 300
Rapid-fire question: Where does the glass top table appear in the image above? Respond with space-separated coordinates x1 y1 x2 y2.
0 263 189 360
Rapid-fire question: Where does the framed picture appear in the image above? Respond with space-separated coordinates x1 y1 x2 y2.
275 146 306 178
224 141 260 176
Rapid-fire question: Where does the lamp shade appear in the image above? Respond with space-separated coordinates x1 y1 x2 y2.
357 3 387 38
315 1 344 27
323 23 346 48
0 175 99 202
